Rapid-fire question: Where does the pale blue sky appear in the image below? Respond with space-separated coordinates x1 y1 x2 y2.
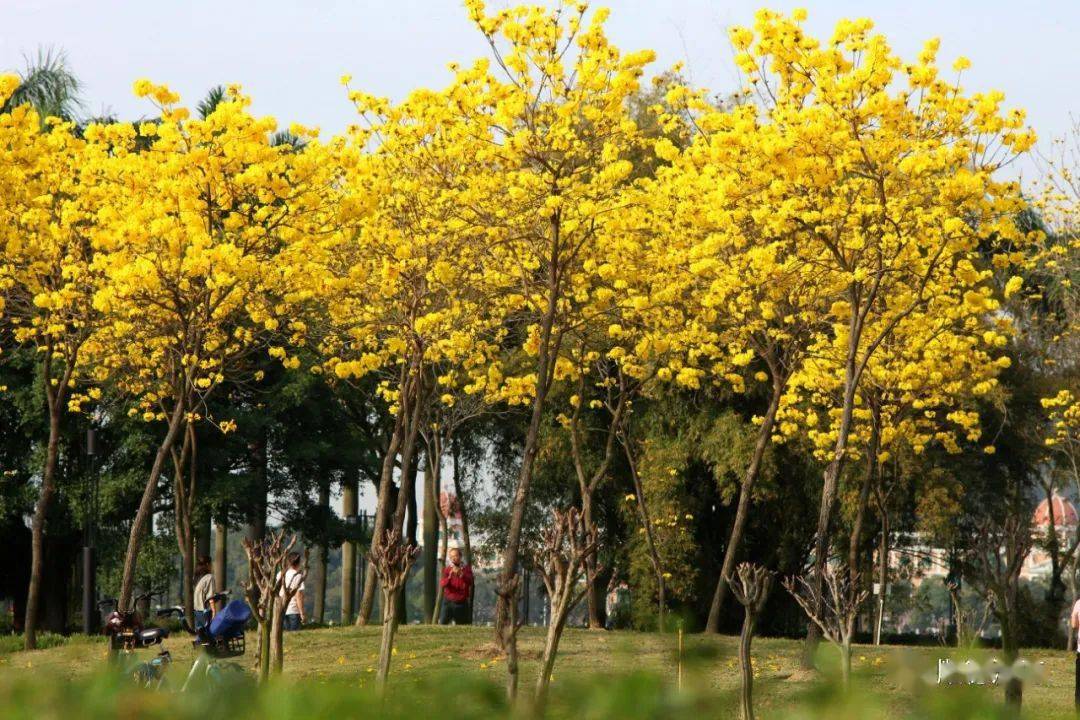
3 0 1078 156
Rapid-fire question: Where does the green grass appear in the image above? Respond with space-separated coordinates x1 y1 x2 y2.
1 625 1076 718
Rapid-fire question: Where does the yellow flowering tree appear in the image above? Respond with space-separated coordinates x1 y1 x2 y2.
1043 389 1080 509
299 71 504 683
1031 118 1080 613
84 82 332 612
628 95 825 632
433 2 657 696
720 10 1033 654
0 76 102 649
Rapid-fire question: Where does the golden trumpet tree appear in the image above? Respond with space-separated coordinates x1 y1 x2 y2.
838 316 1013 644
426 2 657 696
83 82 335 611
715 10 1033 655
1044 390 1080 507
0 76 102 649
297 73 504 679
626 94 827 632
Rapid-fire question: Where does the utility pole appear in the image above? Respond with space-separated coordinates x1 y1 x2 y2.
82 426 99 634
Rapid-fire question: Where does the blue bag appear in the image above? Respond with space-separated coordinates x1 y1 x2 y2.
208 599 251 638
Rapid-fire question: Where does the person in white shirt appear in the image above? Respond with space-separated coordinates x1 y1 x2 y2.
192 556 217 629
280 552 306 631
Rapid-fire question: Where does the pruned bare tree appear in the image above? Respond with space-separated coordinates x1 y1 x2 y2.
370 528 420 687
532 507 599 707
963 514 1033 708
727 563 775 720
495 572 524 699
269 548 308 675
946 578 995 648
784 566 868 686
242 531 296 683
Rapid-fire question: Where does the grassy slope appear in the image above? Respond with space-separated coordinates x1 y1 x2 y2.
0 625 1075 718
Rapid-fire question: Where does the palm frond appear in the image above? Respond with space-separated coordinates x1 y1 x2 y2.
3 47 83 121
196 85 227 119
270 130 308 152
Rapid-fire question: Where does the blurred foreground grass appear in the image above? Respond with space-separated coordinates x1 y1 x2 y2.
1 625 1076 718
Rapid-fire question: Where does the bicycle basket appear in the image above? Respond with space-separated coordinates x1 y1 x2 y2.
208 634 245 659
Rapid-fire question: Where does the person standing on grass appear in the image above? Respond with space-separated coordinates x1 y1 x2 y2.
439 547 473 625
280 552 306 631
193 555 217 630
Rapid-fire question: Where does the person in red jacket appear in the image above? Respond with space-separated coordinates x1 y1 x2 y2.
439 547 473 625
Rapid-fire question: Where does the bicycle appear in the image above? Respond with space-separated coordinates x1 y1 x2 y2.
98 590 174 689
178 591 252 691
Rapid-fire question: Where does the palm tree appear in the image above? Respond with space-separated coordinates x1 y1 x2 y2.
2 48 82 122
196 85 227 120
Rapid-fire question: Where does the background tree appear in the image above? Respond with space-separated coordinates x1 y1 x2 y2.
1 49 82 122
0 77 102 648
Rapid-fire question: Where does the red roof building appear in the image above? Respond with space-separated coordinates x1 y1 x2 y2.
1033 493 1078 529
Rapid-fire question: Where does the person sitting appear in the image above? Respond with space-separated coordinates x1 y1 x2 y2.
193 556 218 630
439 547 474 625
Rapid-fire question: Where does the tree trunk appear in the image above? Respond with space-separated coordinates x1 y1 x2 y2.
840 639 852 688
382 383 424 630
451 440 475 619
270 603 284 675
196 516 211 560
358 378 410 626
358 560 378 624
214 519 228 591
535 599 571 710
341 472 358 624
423 441 440 624
494 261 560 689
257 612 272 683
1002 607 1022 708
173 424 197 627
624 435 666 631
403 474 418 628
119 396 187 610
181 540 195 629
848 416 880 574
738 613 756 720
804 358 859 668
706 379 784 634
376 586 400 689
246 427 268 543
24 405 62 650
313 480 330 625
581 493 604 629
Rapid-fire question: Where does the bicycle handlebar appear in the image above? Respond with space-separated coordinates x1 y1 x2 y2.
98 590 165 614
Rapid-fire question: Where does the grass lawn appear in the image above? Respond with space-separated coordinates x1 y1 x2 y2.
1 624 1076 718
